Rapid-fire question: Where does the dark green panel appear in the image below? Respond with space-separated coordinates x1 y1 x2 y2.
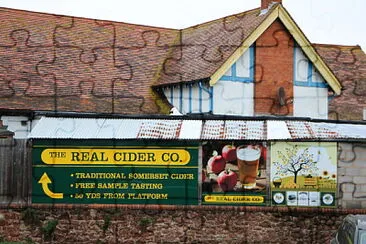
32 140 199 205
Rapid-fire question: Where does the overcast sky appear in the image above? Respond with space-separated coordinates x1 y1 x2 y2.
1 0 365 50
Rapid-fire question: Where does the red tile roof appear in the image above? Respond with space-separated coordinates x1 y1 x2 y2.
314 44 366 120
0 7 179 114
0 6 365 117
158 7 269 85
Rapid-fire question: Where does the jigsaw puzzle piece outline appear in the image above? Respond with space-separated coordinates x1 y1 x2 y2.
0 8 72 47
54 17 116 64
0 29 57 98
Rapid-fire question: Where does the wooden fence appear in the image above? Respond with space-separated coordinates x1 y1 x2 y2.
0 139 32 206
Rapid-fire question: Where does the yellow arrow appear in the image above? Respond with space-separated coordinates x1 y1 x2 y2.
38 173 64 199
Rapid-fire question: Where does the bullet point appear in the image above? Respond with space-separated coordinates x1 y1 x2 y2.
70 195 73 198
70 184 73 187
70 174 74 177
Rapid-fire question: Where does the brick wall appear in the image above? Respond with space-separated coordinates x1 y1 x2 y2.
0 207 355 243
254 20 294 116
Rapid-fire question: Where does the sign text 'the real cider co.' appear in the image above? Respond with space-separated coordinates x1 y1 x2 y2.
41 149 191 165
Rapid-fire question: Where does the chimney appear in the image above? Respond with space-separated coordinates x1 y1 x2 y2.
261 0 282 10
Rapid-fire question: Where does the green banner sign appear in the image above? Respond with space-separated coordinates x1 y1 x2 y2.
32 140 199 205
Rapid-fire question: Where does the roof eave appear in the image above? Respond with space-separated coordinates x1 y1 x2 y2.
152 77 211 89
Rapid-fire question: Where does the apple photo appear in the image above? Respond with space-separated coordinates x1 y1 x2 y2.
221 144 237 163
207 154 226 174
217 169 238 192
202 141 268 193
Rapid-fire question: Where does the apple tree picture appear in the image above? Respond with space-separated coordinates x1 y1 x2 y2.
271 142 337 207
272 144 319 184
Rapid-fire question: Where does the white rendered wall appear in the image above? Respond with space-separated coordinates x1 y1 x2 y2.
293 86 328 119
1 116 31 139
294 47 326 84
233 48 251 78
213 47 254 115
293 45 328 119
213 81 254 115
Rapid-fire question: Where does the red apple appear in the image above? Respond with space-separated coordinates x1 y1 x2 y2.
222 144 237 162
217 170 238 192
207 155 226 174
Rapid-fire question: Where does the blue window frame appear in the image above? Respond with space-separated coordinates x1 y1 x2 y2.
293 44 328 88
220 45 255 83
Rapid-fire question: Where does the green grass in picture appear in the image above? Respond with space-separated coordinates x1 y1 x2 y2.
271 175 336 191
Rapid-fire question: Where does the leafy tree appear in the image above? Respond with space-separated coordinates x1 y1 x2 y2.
273 145 318 184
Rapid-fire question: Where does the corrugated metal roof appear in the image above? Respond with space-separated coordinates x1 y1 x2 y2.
200 120 265 140
201 120 224 140
179 120 202 139
286 121 314 139
267 121 291 140
312 122 366 139
29 117 366 141
224 120 265 140
137 120 182 139
30 117 200 140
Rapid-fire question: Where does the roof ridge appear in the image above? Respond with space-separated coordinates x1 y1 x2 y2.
0 7 179 31
313 43 362 49
182 7 261 32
